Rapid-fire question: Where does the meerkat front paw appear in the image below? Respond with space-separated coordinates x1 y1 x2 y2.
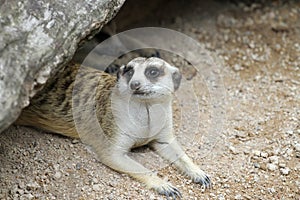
152 140 212 190
151 180 182 199
187 169 211 189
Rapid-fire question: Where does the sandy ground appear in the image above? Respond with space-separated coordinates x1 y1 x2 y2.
1 0 300 199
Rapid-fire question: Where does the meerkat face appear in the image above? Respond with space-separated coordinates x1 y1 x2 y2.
117 57 182 100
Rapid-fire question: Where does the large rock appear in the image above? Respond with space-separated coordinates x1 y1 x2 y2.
0 0 125 133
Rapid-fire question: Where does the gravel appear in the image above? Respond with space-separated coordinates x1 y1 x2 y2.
1 0 300 199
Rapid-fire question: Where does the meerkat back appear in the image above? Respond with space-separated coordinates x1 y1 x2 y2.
16 62 117 138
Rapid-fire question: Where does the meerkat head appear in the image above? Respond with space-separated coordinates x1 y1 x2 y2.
117 57 182 100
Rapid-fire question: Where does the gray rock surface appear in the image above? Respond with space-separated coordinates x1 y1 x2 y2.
0 0 125 133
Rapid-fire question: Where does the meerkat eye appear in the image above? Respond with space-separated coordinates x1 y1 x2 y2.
123 66 134 78
127 69 134 77
145 67 160 78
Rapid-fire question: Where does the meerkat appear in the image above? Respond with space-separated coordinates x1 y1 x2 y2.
16 57 211 198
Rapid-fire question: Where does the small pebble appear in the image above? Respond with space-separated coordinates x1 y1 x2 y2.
92 184 101 191
268 187 276 193
233 64 243 71
229 146 239 154
279 163 286 168
218 194 225 200
259 163 267 171
149 194 156 200
54 171 62 179
71 139 80 144
280 167 290 175
26 182 40 190
23 194 34 199
294 143 300 152
261 152 268 158
253 150 261 157
17 189 24 195
267 163 278 171
244 194 252 199
235 194 243 200
243 149 250 155
253 163 260 168
92 178 99 184
18 182 25 189
76 163 82 170
209 193 216 197
269 156 279 164
253 174 260 182
53 164 59 171
296 181 300 187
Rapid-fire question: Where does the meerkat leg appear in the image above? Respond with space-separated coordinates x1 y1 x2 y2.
98 148 182 198
152 137 211 188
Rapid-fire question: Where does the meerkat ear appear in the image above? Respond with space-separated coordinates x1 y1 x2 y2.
117 65 125 80
172 69 182 91
105 64 120 75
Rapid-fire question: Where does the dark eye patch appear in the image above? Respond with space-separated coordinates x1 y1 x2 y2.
122 65 134 82
145 66 163 80
123 66 133 75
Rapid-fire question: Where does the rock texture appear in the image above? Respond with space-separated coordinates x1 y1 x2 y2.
0 0 125 133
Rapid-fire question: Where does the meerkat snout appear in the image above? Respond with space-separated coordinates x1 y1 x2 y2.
130 80 141 90
117 57 182 99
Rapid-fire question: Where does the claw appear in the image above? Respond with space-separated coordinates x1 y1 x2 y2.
204 176 212 188
157 184 182 199
193 174 212 189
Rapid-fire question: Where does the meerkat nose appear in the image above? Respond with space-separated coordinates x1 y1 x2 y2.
130 80 141 90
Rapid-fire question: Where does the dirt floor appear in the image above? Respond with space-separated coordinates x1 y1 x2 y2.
1 0 300 199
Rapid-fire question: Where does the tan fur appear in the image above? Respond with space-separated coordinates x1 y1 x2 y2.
16 63 116 138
